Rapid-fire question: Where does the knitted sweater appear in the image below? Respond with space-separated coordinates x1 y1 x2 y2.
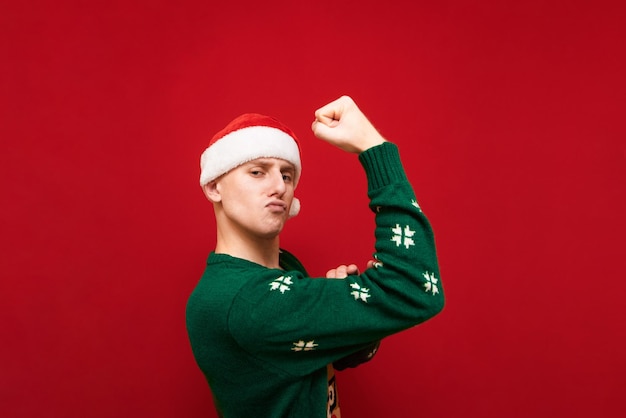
186 142 444 417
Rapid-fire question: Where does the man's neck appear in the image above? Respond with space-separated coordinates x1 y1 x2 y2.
214 227 281 269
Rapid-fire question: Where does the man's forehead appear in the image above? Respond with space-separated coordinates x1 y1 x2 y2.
244 158 295 170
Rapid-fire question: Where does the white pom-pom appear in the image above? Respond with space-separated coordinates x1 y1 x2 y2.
289 197 300 218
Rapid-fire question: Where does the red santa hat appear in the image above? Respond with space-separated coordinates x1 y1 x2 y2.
200 113 302 217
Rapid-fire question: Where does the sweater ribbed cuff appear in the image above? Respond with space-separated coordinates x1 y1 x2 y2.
358 142 408 191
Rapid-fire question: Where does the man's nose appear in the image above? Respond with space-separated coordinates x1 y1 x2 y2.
269 170 286 196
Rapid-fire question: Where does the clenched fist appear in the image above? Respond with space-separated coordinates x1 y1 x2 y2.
311 96 386 153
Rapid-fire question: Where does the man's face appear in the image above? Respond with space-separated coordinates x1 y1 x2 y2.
213 158 296 239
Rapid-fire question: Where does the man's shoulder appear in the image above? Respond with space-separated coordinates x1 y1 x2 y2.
202 251 302 284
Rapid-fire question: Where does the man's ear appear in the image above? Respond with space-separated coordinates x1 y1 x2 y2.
203 181 222 203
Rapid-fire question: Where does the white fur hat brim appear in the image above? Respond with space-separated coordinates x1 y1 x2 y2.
200 126 301 187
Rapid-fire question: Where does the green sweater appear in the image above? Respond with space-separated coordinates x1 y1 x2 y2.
186 142 444 417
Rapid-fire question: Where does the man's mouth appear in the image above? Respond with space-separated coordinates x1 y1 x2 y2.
266 201 287 212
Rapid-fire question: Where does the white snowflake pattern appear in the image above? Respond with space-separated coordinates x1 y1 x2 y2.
292 340 318 352
350 282 371 302
423 271 439 295
391 224 416 249
372 254 383 269
411 199 422 212
269 275 293 294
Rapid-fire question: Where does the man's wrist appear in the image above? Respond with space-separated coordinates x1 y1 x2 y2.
358 137 387 154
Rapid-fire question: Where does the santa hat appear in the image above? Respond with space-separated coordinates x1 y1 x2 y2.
200 113 302 217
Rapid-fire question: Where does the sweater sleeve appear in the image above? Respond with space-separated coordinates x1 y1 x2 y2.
228 142 444 377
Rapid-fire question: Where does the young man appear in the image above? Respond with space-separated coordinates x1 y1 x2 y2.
186 96 444 417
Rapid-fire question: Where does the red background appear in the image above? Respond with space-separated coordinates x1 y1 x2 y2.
2 1 624 417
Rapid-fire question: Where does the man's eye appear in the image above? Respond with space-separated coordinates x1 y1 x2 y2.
282 174 293 182
251 170 263 176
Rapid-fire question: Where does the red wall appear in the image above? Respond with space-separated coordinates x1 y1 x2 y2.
2 1 624 417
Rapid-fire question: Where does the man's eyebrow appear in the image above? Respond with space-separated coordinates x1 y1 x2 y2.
242 159 273 169
245 159 295 171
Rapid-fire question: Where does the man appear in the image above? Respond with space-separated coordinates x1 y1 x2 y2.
186 96 444 417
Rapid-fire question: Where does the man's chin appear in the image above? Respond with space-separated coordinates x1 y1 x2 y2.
257 221 286 239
